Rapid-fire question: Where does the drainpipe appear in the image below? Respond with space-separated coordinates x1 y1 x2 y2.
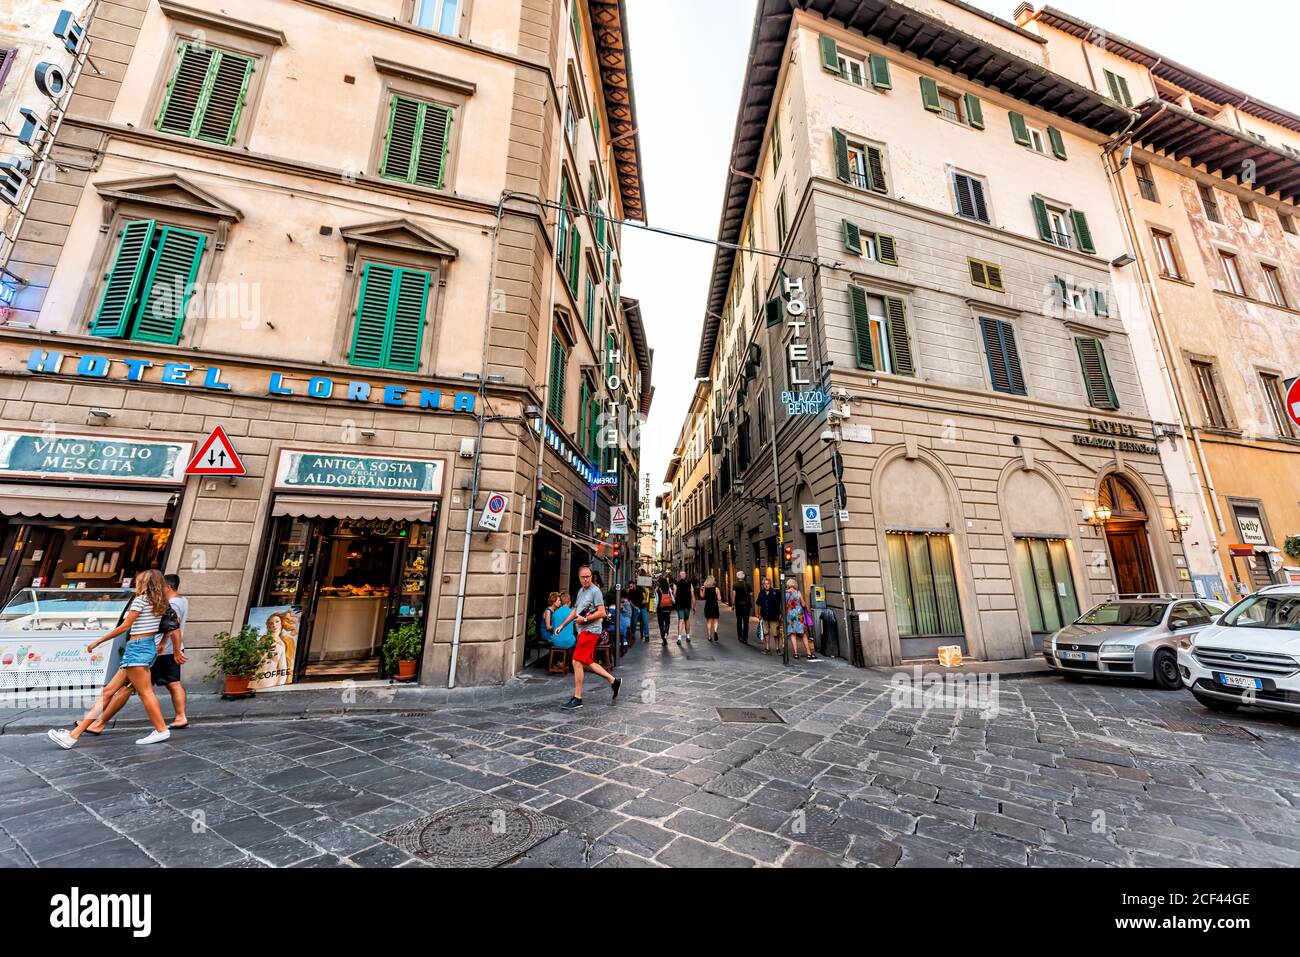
1099 128 1227 550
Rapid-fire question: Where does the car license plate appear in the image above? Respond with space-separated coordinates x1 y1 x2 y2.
1215 673 1262 690
1059 651 1086 661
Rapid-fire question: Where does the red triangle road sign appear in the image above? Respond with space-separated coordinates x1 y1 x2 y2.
185 425 246 476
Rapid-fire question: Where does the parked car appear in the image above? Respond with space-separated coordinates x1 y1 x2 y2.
1177 584 1300 716
1043 595 1229 688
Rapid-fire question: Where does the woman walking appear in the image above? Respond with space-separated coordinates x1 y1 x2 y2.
702 575 721 642
674 571 693 646
784 579 816 661
733 574 752 644
47 569 175 749
655 576 674 646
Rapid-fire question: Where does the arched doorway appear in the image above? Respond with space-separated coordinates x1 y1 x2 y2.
1098 475 1158 596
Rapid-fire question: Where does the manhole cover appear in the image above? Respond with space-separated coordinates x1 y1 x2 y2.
383 799 564 867
717 707 785 724
1162 719 1258 741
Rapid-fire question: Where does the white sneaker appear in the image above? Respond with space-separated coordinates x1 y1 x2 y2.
47 729 75 750
136 729 171 745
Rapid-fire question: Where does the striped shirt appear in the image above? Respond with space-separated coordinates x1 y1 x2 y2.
128 595 164 639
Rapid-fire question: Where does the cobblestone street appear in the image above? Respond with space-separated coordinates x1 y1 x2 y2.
3 615 1300 869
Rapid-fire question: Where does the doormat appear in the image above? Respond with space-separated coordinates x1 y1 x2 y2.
1162 719 1259 741
717 707 785 724
382 798 565 867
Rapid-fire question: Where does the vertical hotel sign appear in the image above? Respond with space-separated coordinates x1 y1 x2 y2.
779 276 828 416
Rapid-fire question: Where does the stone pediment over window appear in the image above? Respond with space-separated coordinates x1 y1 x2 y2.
339 219 460 273
95 174 243 248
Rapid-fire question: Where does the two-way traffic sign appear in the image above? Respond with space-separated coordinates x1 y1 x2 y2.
185 425 246 476
611 504 628 535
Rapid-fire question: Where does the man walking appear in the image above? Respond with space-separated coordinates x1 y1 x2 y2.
733 573 753 644
626 580 650 643
557 565 621 711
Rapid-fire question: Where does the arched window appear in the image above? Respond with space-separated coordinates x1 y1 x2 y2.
1098 475 1147 521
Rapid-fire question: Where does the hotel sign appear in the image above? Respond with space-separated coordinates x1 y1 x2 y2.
0 429 191 485
273 449 444 497
1071 418 1158 455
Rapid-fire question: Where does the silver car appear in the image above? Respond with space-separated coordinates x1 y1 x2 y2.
1044 595 1230 688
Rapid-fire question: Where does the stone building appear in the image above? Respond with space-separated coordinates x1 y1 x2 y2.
689 0 1194 666
0 0 646 687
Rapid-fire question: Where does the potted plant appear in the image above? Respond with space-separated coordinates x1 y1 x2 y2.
1284 535 1300 562
208 625 276 697
383 621 424 681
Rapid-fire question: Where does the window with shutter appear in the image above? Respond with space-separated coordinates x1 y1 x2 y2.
557 176 572 277
876 233 898 265
920 76 941 113
1069 209 1096 254
156 44 254 146
819 35 840 74
1008 111 1030 146
843 220 862 254
1091 288 1109 317
380 94 453 189
979 317 1026 395
348 264 429 371
865 145 888 194
968 258 1004 292
1104 69 1133 107
869 53 891 89
884 296 914 375
1031 195 1053 242
1074 337 1118 410
91 220 208 344
832 128 851 183
548 334 567 420
1046 127 1067 160
850 288 912 375
584 272 596 335
953 173 989 223
849 287 875 371
964 94 984 130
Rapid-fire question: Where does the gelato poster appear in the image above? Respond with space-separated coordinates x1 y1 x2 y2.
246 605 301 689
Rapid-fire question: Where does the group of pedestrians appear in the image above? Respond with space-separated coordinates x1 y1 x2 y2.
48 569 190 749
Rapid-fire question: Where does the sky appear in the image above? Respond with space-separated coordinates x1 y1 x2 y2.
621 0 1300 535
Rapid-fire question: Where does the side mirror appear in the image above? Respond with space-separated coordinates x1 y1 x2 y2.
1169 619 1187 631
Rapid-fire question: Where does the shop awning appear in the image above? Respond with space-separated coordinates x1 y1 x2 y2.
0 484 176 523
271 495 436 522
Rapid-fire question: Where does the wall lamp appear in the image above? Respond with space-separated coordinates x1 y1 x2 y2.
1171 508 1193 542
1088 504 1113 526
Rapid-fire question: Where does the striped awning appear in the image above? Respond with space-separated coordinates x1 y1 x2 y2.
0 484 176 523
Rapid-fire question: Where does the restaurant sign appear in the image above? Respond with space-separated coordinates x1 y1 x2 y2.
273 449 444 497
539 484 565 521
0 429 191 485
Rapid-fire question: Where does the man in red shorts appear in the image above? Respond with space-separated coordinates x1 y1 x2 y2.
556 564 620 711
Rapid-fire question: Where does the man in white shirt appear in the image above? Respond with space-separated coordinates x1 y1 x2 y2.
554 565 620 711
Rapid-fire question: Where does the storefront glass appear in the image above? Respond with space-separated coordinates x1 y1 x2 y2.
0 520 171 603
1014 537 1080 635
888 532 963 639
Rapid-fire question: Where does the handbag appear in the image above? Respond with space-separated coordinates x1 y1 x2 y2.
159 605 181 639
802 606 814 632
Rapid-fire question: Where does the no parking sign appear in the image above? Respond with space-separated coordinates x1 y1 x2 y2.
478 493 509 532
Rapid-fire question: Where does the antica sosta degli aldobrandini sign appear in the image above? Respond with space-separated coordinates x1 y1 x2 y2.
24 348 477 413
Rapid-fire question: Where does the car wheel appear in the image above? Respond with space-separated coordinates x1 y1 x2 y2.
1191 690 1239 714
1152 649 1182 690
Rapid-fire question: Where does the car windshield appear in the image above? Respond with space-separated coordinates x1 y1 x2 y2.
1075 601 1167 626
1221 594 1300 631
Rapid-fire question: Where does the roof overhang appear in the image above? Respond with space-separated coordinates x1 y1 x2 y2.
588 0 646 222
1031 6 1300 137
1132 99 1300 204
694 0 1135 378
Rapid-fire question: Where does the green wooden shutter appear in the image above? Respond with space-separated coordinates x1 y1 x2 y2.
131 226 206 344
868 53 891 89
876 233 898 266
584 272 595 334
964 93 985 129
381 95 421 182
1075 337 1118 410
568 234 581 291
1106 70 1133 107
1047 126 1067 160
832 128 850 183
1032 195 1053 242
920 77 941 112
195 51 253 145
849 286 874 370
843 220 862 254
981 317 1025 395
91 220 156 337
548 335 566 419
156 43 214 136
866 145 887 193
413 103 453 188
1091 288 1109 317
1116 75 1132 108
578 379 589 446
819 35 840 74
1008 111 1030 146
985 263 1004 292
765 296 783 328
386 269 429 370
1054 276 1069 306
350 264 395 368
884 296 913 375
1070 209 1096 253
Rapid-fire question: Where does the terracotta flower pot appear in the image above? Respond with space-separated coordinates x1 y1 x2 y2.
223 674 253 696
395 659 417 681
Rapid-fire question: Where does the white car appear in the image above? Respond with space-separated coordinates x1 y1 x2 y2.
1177 584 1300 716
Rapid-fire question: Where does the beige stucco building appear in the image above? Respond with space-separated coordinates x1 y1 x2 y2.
687 0 1200 666
0 0 647 687
1018 6 1300 598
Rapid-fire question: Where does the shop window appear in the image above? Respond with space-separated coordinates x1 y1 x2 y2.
156 42 254 146
90 219 207 344
0 521 172 600
1014 538 1079 635
379 93 454 189
887 532 962 638
348 263 430 371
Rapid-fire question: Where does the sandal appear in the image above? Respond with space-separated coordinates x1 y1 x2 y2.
83 728 103 736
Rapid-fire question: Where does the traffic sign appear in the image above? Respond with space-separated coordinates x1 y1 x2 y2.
1286 377 1300 431
611 504 628 535
478 493 509 532
185 425 245 476
802 504 822 532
